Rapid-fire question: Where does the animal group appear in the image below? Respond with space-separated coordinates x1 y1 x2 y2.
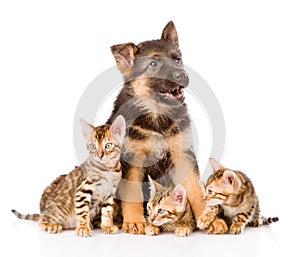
12 21 278 237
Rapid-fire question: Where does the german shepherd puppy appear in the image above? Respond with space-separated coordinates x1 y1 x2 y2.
108 21 227 234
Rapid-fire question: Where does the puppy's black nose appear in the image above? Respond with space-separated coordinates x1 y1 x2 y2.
173 70 186 80
173 70 189 87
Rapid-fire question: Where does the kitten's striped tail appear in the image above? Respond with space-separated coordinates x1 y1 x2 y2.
11 209 40 221
261 216 279 225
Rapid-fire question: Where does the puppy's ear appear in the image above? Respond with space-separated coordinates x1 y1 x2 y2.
161 21 179 47
111 42 138 76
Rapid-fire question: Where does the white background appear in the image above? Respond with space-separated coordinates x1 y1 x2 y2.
1 1 299 257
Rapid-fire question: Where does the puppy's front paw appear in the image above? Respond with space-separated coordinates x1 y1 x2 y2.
122 221 145 234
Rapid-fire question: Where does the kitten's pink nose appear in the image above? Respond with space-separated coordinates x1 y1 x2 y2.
149 215 156 223
97 149 104 159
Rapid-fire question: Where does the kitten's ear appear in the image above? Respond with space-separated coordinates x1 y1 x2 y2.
111 42 138 75
171 184 186 205
111 115 126 144
161 21 179 47
148 176 164 196
223 170 236 185
80 119 94 141
209 157 226 172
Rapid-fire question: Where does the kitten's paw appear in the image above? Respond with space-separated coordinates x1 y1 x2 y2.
197 216 212 230
102 225 119 234
40 223 62 234
122 221 145 234
204 217 228 234
76 226 92 237
175 225 192 237
229 224 244 235
145 225 160 236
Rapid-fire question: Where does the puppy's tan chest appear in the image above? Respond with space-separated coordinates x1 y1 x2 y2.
125 128 192 162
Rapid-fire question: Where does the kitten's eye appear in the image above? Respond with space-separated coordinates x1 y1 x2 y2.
147 205 151 211
105 143 114 149
208 189 213 195
158 208 165 214
149 61 158 68
89 143 97 151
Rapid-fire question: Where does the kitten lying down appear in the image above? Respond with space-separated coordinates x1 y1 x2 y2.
145 176 196 237
198 158 279 234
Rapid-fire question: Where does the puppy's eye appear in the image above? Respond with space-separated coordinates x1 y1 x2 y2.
105 143 114 149
175 57 182 65
89 143 97 151
149 61 158 68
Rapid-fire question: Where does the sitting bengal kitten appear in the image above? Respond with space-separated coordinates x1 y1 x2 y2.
12 115 126 237
198 158 279 234
145 177 196 237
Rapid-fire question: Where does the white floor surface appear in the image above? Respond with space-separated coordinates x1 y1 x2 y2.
4 216 294 257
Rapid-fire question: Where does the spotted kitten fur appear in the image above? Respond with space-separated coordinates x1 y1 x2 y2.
198 158 279 234
145 176 196 237
12 115 126 236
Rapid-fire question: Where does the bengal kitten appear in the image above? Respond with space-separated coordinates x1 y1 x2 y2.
12 115 126 237
145 177 196 237
198 158 279 234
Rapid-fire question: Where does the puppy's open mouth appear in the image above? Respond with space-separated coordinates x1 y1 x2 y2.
159 85 184 101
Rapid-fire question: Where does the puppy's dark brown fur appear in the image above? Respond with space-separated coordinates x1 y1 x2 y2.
108 21 227 234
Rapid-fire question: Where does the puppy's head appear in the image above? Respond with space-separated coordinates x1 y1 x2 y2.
111 21 189 106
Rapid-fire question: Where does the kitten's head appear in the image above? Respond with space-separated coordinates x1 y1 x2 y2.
204 158 241 206
146 176 187 226
80 115 126 165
